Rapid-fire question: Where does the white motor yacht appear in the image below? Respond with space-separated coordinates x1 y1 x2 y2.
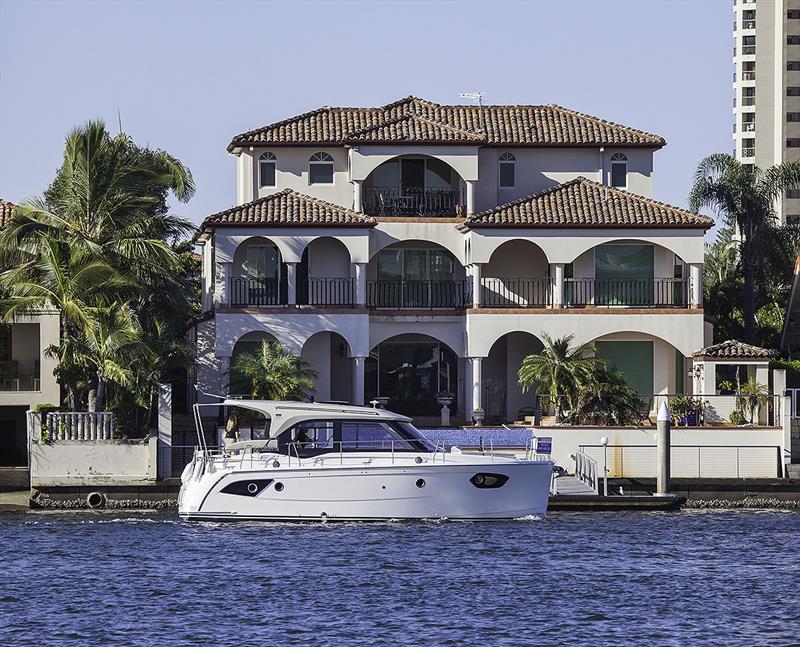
178 400 552 521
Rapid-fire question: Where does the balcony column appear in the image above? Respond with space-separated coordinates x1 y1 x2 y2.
551 263 565 308
689 263 703 308
218 356 231 396
466 180 476 216
353 179 363 212
471 263 482 308
469 357 483 418
354 262 367 306
217 262 231 307
286 262 297 305
352 356 366 405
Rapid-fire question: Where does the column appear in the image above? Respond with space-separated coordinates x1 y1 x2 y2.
689 263 703 308
466 180 476 216
157 383 172 479
352 356 366 405
286 262 297 305
471 263 482 308
353 179 363 212
218 356 231 396
551 262 565 308
217 262 231 307
469 357 483 415
354 262 367 306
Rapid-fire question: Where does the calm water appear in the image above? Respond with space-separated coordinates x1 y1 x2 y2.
1 510 799 646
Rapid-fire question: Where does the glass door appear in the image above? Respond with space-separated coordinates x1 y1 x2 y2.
245 245 280 305
401 159 425 215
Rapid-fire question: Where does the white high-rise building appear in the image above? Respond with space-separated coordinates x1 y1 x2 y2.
733 0 800 223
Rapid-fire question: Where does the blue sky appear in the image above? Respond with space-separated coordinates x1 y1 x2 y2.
0 0 732 229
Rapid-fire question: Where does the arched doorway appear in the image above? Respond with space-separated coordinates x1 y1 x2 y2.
298 237 353 306
482 240 551 307
366 334 459 417
232 236 287 306
301 331 353 403
229 331 277 395
483 332 544 423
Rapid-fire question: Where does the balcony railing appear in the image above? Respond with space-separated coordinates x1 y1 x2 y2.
563 278 688 308
298 277 355 307
480 278 554 308
742 147 756 157
0 373 41 392
230 277 286 307
363 186 461 217
742 45 756 55
367 280 467 308
742 71 755 81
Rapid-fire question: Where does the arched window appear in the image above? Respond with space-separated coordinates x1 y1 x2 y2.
309 152 334 185
610 152 628 189
498 152 516 189
259 152 277 188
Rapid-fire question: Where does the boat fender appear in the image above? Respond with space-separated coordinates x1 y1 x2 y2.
450 446 462 455
192 457 204 481
86 492 106 509
180 461 194 484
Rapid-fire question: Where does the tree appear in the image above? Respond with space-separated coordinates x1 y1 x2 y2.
689 154 800 343
231 340 318 401
518 334 597 422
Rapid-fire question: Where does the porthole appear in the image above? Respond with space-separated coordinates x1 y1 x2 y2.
274 482 284 492
469 473 509 489
247 482 258 494
272 460 281 468
415 456 423 464
416 479 426 488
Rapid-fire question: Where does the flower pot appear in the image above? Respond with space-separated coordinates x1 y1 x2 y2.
686 411 699 427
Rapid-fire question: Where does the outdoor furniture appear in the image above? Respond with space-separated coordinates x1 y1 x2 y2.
0 360 19 391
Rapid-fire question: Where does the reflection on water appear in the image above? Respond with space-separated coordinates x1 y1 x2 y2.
1 510 798 645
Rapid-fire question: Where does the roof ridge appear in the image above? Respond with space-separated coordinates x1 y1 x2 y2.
380 95 439 111
546 104 666 146
344 112 484 141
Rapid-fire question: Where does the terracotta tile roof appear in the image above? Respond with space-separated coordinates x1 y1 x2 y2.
345 114 485 144
0 200 15 229
228 96 665 150
462 177 714 229
198 189 376 234
693 340 776 360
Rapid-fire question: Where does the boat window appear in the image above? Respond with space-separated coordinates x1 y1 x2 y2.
340 421 416 450
291 421 334 449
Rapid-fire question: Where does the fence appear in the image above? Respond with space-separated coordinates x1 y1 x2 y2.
563 277 688 308
44 412 116 440
298 277 355 306
367 280 468 308
480 278 554 308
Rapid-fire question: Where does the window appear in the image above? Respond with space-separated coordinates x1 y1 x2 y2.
258 152 276 188
788 61 800 71
742 60 756 80
742 35 756 54
788 139 800 148
788 113 800 122
498 152 516 188
789 9 800 19
309 152 334 184
610 152 627 189
789 35 800 45
0 324 10 361
742 138 755 156
787 190 800 199
788 87 800 96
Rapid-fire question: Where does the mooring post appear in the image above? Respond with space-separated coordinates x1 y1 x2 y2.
656 401 671 495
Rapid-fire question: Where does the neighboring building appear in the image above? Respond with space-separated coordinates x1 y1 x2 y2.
193 96 713 425
732 0 800 223
0 200 60 467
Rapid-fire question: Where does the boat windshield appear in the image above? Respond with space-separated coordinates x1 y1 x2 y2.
270 419 435 455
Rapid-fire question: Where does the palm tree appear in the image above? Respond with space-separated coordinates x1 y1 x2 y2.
518 334 597 422
231 340 318 401
689 154 800 343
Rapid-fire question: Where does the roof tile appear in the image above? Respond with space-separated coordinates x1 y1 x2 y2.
693 340 776 360
0 200 14 229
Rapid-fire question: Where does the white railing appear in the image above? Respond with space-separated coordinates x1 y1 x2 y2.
787 389 800 419
572 450 599 494
45 412 116 440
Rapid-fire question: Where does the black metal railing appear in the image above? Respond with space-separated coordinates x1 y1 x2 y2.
229 277 286 307
298 277 356 307
363 186 461 217
563 278 688 307
367 280 468 308
481 277 555 308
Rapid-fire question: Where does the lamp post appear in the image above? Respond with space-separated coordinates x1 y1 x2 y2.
600 435 609 496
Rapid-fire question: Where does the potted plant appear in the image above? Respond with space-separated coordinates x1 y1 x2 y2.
667 395 693 426
436 391 454 407
735 378 770 424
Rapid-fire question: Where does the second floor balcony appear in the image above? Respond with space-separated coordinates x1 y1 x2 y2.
363 186 461 218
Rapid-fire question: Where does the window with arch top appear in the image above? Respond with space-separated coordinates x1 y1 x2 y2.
498 152 516 189
610 153 628 189
259 152 277 188
309 152 334 185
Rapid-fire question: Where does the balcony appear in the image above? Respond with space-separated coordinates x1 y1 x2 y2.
0 363 40 392
298 278 355 307
367 280 468 308
741 147 756 157
230 277 356 307
742 19 756 29
742 71 755 81
742 45 756 55
563 278 688 308
742 122 756 132
362 186 461 217
230 277 286 307
741 96 755 106
480 278 554 308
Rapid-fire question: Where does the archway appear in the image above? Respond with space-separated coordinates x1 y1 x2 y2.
482 240 550 308
298 237 353 306
362 155 464 217
483 332 544 423
231 236 286 306
230 331 278 395
366 333 459 419
301 331 353 403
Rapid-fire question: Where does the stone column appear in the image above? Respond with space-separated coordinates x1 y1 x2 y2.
466 180 476 216
551 262 565 308
157 383 172 479
352 356 366 405
689 263 703 308
471 263 482 308
217 262 231 307
354 262 367 306
286 262 298 305
469 357 483 415
353 179 363 212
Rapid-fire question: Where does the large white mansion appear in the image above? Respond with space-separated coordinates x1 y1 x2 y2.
193 96 713 424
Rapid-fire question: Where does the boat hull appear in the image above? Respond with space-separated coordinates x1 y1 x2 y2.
179 460 551 521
